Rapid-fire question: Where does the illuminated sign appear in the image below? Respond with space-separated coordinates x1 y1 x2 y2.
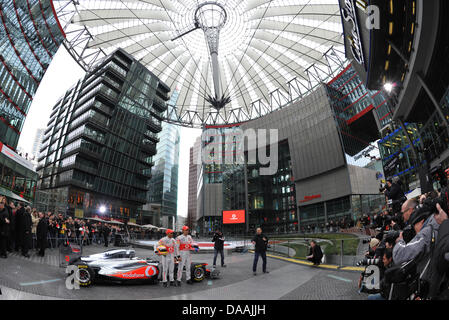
223 210 245 224
340 0 366 69
299 194 322 203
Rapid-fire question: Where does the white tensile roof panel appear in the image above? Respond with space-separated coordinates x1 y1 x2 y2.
61 0 346 126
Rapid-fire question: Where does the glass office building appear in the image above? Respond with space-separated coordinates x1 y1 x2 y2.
0 0 65 149
377 86 449 193
147 121 180 229
378 123 422 192
196 125 243 234
222 140 296 235
326 64 393 157
37 49 169 219
0 0 65 203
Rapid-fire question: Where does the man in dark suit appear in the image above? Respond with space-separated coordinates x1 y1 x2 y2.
36 212 48 257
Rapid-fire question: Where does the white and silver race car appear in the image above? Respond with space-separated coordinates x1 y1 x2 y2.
68 249 219 287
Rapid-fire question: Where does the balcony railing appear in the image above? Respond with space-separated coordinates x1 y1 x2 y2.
144 130 159 142
146 117 162 132
141 141 156 155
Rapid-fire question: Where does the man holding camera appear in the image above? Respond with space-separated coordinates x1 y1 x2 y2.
400 199 419 225
252 227 269 275
383 178 405 214
393 203 448 279
212 230 226 268
364 248 395 300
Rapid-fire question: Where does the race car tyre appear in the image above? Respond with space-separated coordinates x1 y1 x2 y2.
192 265 206 282
73 262 95 287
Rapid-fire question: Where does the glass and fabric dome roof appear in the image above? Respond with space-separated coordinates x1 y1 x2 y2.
54 0 347 127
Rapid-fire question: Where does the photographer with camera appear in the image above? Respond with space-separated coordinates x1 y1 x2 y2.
400 199 419 225
366 248 395 300
390 201 448 298
394 203 448 262
358 247 395 299
368 238 380 257
383 178 406 215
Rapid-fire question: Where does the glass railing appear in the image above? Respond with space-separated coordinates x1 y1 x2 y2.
74 162 98 174
102 61 127 78
144 130 159 140
147 116 161 128
153 95 167 110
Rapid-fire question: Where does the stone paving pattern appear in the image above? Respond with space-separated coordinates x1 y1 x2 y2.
0 244 368 300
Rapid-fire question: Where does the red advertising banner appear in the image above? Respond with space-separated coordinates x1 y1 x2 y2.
223 210 245 224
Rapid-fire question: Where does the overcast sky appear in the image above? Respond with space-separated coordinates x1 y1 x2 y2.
18 46 201 218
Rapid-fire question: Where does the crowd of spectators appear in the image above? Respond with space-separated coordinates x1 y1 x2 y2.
357 177 449 300
301 217 356 234
0 200 175 259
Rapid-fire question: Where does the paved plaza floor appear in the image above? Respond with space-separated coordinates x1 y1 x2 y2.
0 244 367 300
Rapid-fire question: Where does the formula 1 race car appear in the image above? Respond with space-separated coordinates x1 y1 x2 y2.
67 249 219 287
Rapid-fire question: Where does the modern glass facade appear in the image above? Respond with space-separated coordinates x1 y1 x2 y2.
0 0 65 149
197 125 242 234
147 121 180 229
378 123 422 192
326 64 393 157
222 140 296 234
37 49 169 219
377 86 449 193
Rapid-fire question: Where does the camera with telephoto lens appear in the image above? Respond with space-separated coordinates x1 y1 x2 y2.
424 196 448 216
362 238 371 244
384 230 400 243
402 225 416 243
357 257 381 267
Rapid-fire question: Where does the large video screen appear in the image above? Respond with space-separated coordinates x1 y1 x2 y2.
222 210 245 224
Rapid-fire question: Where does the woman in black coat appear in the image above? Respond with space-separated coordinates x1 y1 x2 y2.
20 206 32 257
36 212 48 257
0 199 10 258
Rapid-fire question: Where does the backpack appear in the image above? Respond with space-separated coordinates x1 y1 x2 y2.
428 219 449 299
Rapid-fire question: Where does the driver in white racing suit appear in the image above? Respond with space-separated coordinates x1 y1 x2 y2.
176 226 194 286
158 229 179 287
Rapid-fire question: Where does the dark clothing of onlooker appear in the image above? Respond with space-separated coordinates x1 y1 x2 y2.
0 208 9 257
307 244 323 265
20 210 32 256
252 234 268 253
252 233 269 273
48 222 57 248
103 226 110 247
253 251 267 273
36 218 48 256
212 232 225 266
6 205 15 251
15 206 25 250
385 182 404 201
212 233 225 250
213 248 225 267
